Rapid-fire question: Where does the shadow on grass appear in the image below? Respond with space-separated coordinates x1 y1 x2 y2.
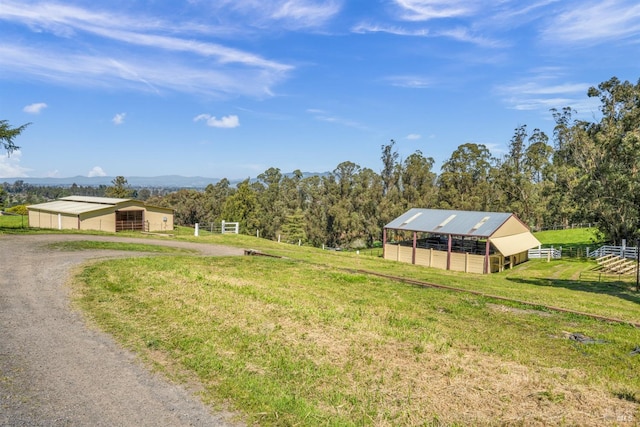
506 276 640 305
0 226 31 234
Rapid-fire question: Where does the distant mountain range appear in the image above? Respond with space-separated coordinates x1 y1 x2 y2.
1 172 328 189
1 175 221 188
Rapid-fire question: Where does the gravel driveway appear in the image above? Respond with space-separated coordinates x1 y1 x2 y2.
0 234 246 427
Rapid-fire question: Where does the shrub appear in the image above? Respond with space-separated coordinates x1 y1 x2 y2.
6 204 28 216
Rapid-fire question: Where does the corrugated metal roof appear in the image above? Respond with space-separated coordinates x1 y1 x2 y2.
61 196 131 205
384 208 514 237
27 200 118 215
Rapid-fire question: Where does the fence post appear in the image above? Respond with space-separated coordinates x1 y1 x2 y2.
195 223 199 237
636 241 640 292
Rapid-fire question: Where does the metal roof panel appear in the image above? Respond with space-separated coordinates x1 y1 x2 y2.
27 200 116 215
60 196 130 205
385 208 514 237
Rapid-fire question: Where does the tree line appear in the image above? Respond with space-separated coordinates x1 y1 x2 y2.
3 76 640 247
146 76 638 248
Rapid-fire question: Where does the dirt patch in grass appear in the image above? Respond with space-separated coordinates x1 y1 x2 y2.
487 302 554 317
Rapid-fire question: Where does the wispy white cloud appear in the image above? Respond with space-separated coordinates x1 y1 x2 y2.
542 0 640 44
392 0 476 21
112 113 126 125
306 109 368 130
482 142 506 156
209 0 342 29
351 12 510 48
490 0 560 25
88 166 107 177
437 27 506 48
271 0 342 28
0 2 235 39
0 44 284 97
352 20 503 48
406 133 421 140
386 75 433 89
194 114 240 128
390 0 556 27
352 22 429 36
500 82 591 96
496 72 599 115
0 151 30 178
23 102 48 114
0 1 292 97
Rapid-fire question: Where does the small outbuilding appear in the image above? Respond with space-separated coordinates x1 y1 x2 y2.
383 208 541 274
28 196 174 233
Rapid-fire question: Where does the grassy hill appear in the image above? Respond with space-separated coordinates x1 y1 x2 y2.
62 227 640 426
534 227 604 258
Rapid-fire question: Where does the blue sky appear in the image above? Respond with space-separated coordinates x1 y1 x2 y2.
1 0 639 180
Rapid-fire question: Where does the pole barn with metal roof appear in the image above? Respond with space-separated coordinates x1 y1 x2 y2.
383 208 541 274
27 196 174 233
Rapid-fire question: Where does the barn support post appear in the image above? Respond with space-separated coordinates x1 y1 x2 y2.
382 228 387 258
447 234 452 271
412 231 417 264
484 240 491 274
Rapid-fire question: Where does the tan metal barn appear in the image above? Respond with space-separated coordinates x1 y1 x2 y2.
383 208 541 274
27 196 174 233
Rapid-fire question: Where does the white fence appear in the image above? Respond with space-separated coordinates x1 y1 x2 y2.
587 245 638 259
531 223 595 232
220 221 239 234
529 245 640 260
194 221 239 236
528 246 562 259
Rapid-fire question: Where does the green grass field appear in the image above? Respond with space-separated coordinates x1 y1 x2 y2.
61 227 640 426
535 227 602 246
534 227 604 258
0 214 27 230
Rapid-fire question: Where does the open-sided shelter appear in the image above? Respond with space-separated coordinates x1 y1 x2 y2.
28 196 174 233
383 208 540 274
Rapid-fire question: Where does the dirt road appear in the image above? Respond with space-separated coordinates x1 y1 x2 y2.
0 234 246 426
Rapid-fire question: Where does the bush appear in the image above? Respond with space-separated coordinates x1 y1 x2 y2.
349 238 367 250
6 205 28 216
